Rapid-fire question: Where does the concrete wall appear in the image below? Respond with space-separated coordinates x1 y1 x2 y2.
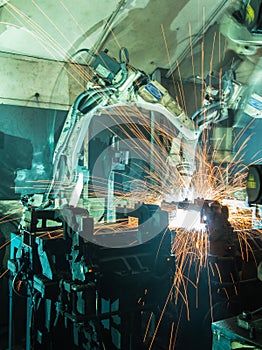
0 52 85 109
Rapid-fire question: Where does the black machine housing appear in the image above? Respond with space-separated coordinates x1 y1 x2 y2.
8 203 173 350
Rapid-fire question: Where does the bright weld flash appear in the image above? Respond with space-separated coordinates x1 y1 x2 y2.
169 209 206 231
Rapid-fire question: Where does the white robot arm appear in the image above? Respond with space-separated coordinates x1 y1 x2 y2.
34 48 242 209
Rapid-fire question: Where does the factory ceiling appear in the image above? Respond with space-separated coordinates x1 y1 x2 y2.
0 0 230 75
0 1 261 115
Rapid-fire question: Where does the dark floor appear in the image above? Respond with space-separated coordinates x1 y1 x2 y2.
0 269 215 350
1 264 262 350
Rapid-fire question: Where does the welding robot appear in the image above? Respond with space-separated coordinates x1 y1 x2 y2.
8 2 262 348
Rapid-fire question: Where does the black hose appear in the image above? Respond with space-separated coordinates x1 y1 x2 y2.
119 47 129 64
78 94 104 114
191 101 222 120
112 47 129 89
72 86 114 115
76 87 116 114
71 48 96 59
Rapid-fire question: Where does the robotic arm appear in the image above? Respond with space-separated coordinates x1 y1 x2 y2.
39 47 243 210
220 0 262 55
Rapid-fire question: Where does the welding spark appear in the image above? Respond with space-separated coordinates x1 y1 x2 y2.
0 269 9 279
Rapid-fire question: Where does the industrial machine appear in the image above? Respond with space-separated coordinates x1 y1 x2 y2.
8 203 173 350
220 0 262 55
14 41 251 210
